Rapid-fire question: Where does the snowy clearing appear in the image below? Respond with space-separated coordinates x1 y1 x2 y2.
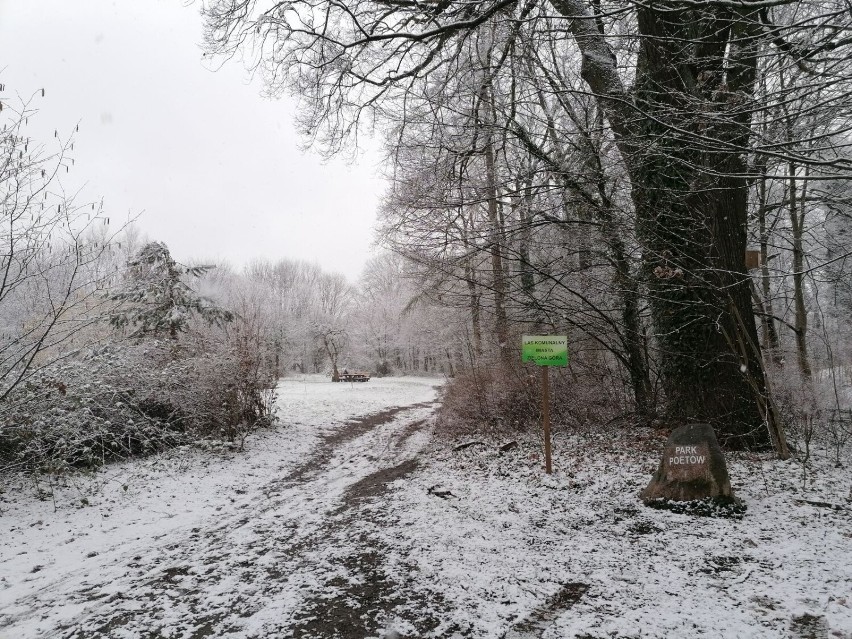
0 375 441 638
371 431 852 638
1 374 851 639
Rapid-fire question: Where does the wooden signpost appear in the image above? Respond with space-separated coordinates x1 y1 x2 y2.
522 335 568 474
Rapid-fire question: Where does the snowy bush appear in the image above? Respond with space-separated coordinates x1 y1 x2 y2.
769 362 852 467
436 354 627 438
0 334 277 476
0 346 184 474
0 240 281 479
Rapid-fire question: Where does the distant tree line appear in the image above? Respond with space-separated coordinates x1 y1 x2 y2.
0 86 453 480
201 0 852 455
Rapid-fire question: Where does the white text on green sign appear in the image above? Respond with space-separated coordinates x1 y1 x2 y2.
522 335 568 366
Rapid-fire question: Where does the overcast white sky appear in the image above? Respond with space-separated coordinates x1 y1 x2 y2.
0 0 384 277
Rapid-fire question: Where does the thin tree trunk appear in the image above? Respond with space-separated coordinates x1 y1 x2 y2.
757 170 782 361
588 107 653 420
482 108 509 360
465 260 483 360
788 162 812 379
517 173 536 300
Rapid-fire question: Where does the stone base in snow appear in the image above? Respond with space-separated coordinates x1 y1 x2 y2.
641 422 744 516
644 495 747 519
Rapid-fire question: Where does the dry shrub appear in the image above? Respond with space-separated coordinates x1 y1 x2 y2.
436 352 631 440
769 362 852 465
0 334 278 477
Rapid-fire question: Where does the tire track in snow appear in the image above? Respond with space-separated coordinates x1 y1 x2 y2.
281 415 460 639
3 400 440 639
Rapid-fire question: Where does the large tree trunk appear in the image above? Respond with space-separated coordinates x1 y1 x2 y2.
554 0 773 449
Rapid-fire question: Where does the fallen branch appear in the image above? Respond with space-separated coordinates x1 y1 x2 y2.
453 441 486 452
794 499 845 511
427 485 456 499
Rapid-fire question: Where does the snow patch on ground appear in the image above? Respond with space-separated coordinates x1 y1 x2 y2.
0 375 442 638
367 432 852 638
3 375 850 639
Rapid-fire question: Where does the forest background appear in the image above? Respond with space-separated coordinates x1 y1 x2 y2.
2 0 852 480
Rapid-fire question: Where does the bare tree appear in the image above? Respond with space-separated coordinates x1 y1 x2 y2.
0 88 122 402
202 0 852 450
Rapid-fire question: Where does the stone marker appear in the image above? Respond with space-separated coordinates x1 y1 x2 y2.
641 423 743 515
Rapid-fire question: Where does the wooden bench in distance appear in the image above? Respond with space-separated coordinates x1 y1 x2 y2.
335 371 371 382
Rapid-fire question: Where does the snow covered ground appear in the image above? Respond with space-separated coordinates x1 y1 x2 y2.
1 374 850 639
371 432 852 638
0 375 441 638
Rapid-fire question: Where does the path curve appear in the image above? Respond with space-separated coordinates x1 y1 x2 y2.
1 377 444 639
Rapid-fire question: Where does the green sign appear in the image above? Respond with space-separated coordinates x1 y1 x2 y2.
522 335 568 366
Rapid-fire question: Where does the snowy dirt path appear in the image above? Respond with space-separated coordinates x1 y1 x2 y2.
0 376 444 639
4 375 851 639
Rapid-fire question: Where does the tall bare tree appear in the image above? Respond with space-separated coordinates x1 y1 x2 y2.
202 0 852 449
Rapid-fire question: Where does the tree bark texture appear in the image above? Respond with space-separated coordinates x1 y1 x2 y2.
554 0 773 448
